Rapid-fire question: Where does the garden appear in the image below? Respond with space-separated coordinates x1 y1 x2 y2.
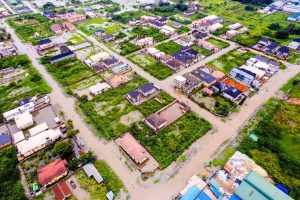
79 77 175 140
0 55 51 122
111 11 149 24
210 75 300 199
119 40 141 55
76 17 121 36
0 147 26 200
45 58 95 89
156 41 183 54
131 25 169 42
7 13 54 45
130 111 212 169
206 38 230 49
208 49 255 74
128 54 174 80
76 160 125 199
191 45 212 57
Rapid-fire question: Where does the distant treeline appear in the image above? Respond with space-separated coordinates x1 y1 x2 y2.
233 0 273 6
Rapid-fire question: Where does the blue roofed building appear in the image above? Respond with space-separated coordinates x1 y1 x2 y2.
82 162 103 183
229 68 255 85
127 90 141 104
222 86 243 102
255 55 269 63
191 70 217 86
138 82 158 97
37 38 52 46
50 51 76 64
180 185 201 200
264 42 279 54
43 10 54 17
287 13 300 22
0 133 11 148
276 46 290 59
235 170 294 200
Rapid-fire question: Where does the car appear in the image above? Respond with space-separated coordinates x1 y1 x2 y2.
69 179 76 189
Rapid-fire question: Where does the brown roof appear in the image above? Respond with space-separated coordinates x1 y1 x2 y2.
51 24 62 32
222 78 249 93
38 159 68 187
167 59 182 70
53 181 72 200
160 54 173 62
116 132 149 164
145 113 167 129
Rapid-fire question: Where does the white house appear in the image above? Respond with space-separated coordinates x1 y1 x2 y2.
89 82 111 96
174 75 187 88
14 112 34 130
3 102 35 121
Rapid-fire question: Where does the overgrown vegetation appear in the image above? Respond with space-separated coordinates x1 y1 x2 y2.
156 41 183 54
0 147 27 200
131 25 169 42
119 40 141 55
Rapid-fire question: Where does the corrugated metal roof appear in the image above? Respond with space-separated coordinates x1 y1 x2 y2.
83 163 103 183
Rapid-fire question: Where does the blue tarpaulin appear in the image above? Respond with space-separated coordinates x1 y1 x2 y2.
276 184 289 194
196 191 212 200
180 185 201 200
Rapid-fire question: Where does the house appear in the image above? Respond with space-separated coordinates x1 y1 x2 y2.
38 159 68 188
3 102 35 121
87 52 110 65
174 75 187 88
226 30 240 39
235 170 293 200
37 38 54 50
211 70 225 80
257 38 271 46
135 37 154 47
255 55 269 63
16 129 62 159
127 90 141 104
173 37 193 47
288 41 300 50
149 19 165 29
230 68 255 85
166 59 183 71
83 163 103 183
0 41 17 58
102 58 119 68
85 11 96 19
67 14 86 23
62 21 75 32
53 181 72 200
51 24 63 34
253 61 270 71
89 82 111 96
129 18 140 26
160 25 176 36
100 34 115 43
264 42 279 54
287 13 300 22
138 83 158 97
172 51 194 65
140 3 155 10
197 39 219 52
191 69 217 86
207 23 223 32
222 86 243 102
211 81 227 93
0 133 11 148
184 9 196 16
189 30 209 41
276 46 290 59
240 65 266 79
28 122 48 137
173 22 182 29
160 54 173 63
116 132 149 164
228 23 243 30
94 29 105 37
144 113 167 132
43 10 54 18
14 112 34 129
50 51 76 64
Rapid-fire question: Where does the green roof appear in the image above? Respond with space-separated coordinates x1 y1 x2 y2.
249 134 259 142
235 171 294 200
32 182 39 192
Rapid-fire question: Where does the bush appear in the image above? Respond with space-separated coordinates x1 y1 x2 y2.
52 141 73 158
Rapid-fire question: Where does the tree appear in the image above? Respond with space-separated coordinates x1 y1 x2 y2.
268 23 281 31
52 141 73 158
79 95 88 103
275 30 289 39
43 2 55 10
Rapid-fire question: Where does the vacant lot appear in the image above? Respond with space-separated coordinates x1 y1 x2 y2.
206 38 229 48
131 112 212 169
0 55 51 121
131 25 169 42
79 77 174 139
128 54 174 80
280 73 300 98
208 49 255 74
7 13 54 45
45 58 95 87
156 41 182 54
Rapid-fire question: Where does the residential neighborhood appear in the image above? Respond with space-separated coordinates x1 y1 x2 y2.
0 0 299 200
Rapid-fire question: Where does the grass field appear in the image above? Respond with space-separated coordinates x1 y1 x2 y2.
208 49 255 74
0 55 51 120
128 54 174 80
131 112 212 169
79 77 175 139
280 73 300 97
288 52 300 65
67 33 86 45
156 41 183 54
206 38 230 48
191 45 212 57
200 0 299 46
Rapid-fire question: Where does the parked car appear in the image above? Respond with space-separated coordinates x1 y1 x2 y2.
69 179 76 189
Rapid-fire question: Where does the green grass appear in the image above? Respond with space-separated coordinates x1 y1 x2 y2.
280 73 300 95
45 58 95 87
191 45 212 57
208 49 255 74
200 0 299 46
156 41 182 54
279 133 300 162
79 77 175 139
128 54 174 80
206 38 230 48
76 160 124 199
119 41 141 55
0 55 51 121
131 112 212 169
67 33 86 45
288 52 300 65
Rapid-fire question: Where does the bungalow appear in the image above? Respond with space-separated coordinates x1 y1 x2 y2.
222 86 243 102
287 13 300 22
228 23 242 30
173 37 193 47
82 163 103 183
50 51 76 64
129 18 140 26
207 23 223 32
276 46 290 59
191 69 217 86
172 50 194 65
149 19 164 29
14 112 34 130
100 34 115 43
127 90 141 104
160 54 173 63
173 22 182 29
166 58 182 71
0 133 11 149
144 113 167 132
38 159 68 188
94 29 105 37
0 41 18 58
255 55 269 63
257 38 271 46
240 65 266 79
63 21 75 32
264 42 279 54
50 24 63 34
160 25 176 36
184 9 196 16
37 38 54 51
197 39 219 52
135 37 154 47
253 61 270 71
138 82 158 97
226 30 240 39
89 82 111 96
288 41 300 50
229 68 255 85
67 14 86 23
43 10 55 18
189 30 209 41
102 58 119 68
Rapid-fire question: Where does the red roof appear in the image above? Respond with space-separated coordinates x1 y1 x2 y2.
53 181 72 200
38 159 68 187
